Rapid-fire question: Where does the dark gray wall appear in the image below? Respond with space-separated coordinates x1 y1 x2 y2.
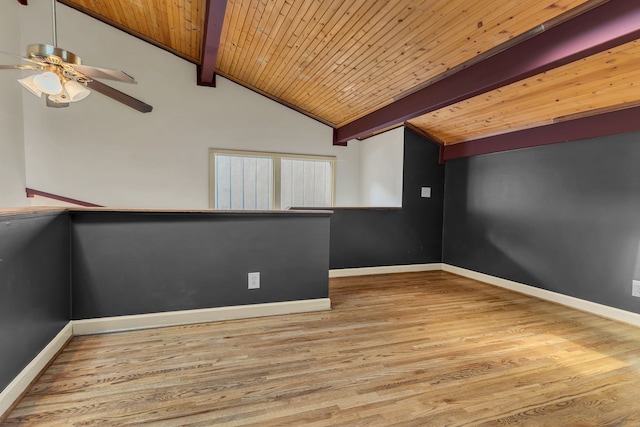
323 129 445 269
402 129 445 260
0 211 70 393
443 132 640 313
71 211 331 319
326 208 426 269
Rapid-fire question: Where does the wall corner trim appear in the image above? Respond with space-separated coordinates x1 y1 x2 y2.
442 264 640 328
72 298 331 335
0 322 73 419
329 263 443 278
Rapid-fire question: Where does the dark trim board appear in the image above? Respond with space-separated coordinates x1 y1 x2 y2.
198 0 228 86
26 188 103 207
442 105 640 160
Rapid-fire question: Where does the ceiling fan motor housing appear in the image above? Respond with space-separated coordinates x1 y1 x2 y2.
27 44 82 65
26 44 93 85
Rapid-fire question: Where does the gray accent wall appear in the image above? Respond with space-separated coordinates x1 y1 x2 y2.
402 129 445 261
320 129 445 269
70 211 331 319
327 208 426 269
0 211 70 393
443 132 640 313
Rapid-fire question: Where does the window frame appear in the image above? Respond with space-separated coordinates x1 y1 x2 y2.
209 148 336 210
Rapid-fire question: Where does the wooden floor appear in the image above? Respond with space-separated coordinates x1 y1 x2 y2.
4 271 640 426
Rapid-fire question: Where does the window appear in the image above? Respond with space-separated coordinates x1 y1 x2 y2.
210 149 336 210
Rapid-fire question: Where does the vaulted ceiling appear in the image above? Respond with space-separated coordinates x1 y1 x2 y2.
40 1 640 157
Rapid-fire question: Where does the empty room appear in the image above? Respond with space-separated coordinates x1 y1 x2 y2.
1 0 640 425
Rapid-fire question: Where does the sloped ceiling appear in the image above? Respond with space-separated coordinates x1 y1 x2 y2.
39 1 640 156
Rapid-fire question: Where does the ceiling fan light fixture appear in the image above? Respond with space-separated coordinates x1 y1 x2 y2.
48 88 69 104
34 71 63 95
6 0 151 112
18 75 44 97
64 80 90 102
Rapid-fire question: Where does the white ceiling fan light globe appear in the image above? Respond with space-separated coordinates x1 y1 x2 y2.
64 80 90 102
34 71 63 95
17 75 43 97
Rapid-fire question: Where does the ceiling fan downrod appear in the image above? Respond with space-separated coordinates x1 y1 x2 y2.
51 0 58 47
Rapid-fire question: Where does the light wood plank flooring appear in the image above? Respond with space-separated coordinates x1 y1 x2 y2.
4 271 640 426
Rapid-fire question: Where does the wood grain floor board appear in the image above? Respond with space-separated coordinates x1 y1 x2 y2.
4 271 640 426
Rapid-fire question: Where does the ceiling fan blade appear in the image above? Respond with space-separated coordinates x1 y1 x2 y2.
69 64 137 84
0 50 42 66
86 80 152 113
0 49 27 59
46 97 69 108
0 64 42 70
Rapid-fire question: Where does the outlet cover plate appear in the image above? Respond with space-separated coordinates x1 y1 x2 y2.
248 272 260 290
633 280 640 298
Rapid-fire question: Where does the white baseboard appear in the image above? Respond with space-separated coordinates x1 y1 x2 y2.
330 263 443 278
72 298 331 335
0 322 73 418
443 264 640 328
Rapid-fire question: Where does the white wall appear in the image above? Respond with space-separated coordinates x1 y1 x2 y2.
359 127 404 207
0 2 27 208
13 2 361 209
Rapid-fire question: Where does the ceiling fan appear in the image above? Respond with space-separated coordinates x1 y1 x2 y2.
0 0 152 112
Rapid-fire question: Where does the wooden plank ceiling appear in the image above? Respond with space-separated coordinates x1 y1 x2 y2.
59 0 206 63
57 0 640 149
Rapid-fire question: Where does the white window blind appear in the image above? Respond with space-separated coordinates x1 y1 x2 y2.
280 157 333 209
213 154 273 210
210 150 335 210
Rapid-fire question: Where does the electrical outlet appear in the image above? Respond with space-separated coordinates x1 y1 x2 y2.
633 280 640 298
248 272 260 290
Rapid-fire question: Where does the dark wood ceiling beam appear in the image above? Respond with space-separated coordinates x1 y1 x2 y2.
198 0 228 87
333 1 640 145
442 106 640 161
